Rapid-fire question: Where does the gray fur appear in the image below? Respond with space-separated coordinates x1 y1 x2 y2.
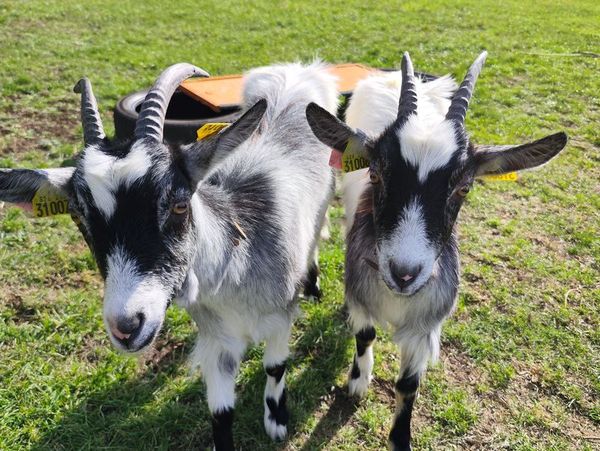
218 351 238 375
314 52 567 451
345 188 458 334
0 62 338 448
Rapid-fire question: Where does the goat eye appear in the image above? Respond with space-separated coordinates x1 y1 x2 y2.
172 202 189 215
457 185 471 197
369 172 380 184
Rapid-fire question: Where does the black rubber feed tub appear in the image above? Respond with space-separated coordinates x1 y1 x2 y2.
114 71 438 145
114 90 242 145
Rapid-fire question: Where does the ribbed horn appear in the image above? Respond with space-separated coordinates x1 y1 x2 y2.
134 63 209 143
445 51 488 125
397 52 418 124
73 78 105 146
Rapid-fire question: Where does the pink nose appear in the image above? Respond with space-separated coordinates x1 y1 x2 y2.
389 261 422 290
109 313 144 342
111 326 131 340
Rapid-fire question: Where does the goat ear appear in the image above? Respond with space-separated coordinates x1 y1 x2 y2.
306 102 357 152
473 132 567 176
213 98 267 155
182 99 267 184
0 167 74 213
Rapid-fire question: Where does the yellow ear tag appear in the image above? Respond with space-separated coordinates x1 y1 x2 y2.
196 123 230 141
31 186 69 217
341 136 370 173
479 172 518 182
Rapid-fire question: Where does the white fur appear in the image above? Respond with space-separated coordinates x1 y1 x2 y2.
192 335 246 412
343 72 457 227
263 327 291 368
263 343 288 441
243 61 338 116
342 70 458 399
43 167 76 187
348 346 374 398
398 117 457 182
378 200 436 295
103 246 169 349
347 278 444 377
264 412 287 441
342 169 369 231
82 142 152 218
183 63 336 442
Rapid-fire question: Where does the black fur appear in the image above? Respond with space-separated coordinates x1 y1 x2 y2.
71 144 194 288
389 372 420 451
302 260 322 300
212 407 235 451
265 362 286 383
355 326 376 357
395 372 420 395
350 356 361 379
389 393 416 451
369 126 468 251
266 389 288 426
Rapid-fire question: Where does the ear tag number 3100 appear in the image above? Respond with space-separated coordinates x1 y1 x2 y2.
341 137 370 173
32 187 69 217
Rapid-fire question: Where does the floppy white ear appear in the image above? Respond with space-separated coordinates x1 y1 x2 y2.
474 132 567 176
0 167 74 212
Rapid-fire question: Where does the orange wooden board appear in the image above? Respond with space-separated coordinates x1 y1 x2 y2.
180 63 375 112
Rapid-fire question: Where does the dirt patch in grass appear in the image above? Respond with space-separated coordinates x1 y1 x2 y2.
434 345 600 450
4 293 37 323
0 96 79 157
139 333 190 375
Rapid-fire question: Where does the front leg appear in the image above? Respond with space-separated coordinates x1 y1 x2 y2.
193 336 245 451
263 325 292 441
389 370 420 451
348 319 376 398
389 332 437 451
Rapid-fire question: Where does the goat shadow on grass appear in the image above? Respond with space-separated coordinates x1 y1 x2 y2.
32 302 355 450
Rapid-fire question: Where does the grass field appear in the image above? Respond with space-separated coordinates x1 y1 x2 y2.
0 0 598 449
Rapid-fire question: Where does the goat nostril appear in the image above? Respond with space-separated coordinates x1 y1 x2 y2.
389 261 422 289
113 313 145 341
111 326 131 341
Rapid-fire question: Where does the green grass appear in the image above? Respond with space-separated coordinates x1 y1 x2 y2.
1 0 599 449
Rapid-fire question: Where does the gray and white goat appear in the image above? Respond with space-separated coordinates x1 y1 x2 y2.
305 52 567 450
0 62 337 449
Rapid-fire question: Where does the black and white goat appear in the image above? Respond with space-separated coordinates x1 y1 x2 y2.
0 62 337 449
305 52 567 450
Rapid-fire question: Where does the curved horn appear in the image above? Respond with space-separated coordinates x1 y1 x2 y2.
445 51 488 125
134 63 209 143
73 78 105 146
397 52 418 124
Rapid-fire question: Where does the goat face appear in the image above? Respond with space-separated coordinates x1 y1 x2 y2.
363 120 473 295
69 140 196 351
306 51 567 296
0 65 267 352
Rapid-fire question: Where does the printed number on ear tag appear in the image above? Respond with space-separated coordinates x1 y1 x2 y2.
341 137 370 173
479 172 518 182
196 123 230 141
31 187 69 217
